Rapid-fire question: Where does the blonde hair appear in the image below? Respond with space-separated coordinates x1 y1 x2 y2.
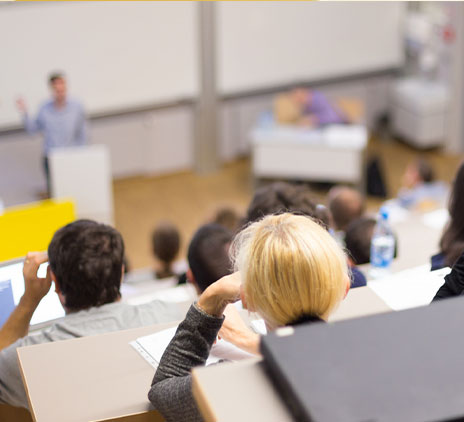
231 213 348 328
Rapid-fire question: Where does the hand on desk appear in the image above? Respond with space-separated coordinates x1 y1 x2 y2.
219 305 260 356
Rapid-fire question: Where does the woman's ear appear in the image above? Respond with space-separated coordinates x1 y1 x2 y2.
240 285 247 309
343 274 350 299
240 284 256 312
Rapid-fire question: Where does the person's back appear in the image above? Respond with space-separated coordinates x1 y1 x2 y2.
0 220 182 408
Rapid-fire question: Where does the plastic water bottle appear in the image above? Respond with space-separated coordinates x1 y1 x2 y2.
370 207 395 279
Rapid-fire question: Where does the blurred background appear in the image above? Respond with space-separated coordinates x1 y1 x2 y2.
0 1 463 270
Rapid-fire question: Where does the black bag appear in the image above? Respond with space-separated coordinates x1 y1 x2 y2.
366 156 388 198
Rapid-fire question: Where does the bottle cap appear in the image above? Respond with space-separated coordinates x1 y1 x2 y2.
379 206 389 220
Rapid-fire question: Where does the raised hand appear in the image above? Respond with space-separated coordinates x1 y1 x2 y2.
197 272 242 317
22 252 52 307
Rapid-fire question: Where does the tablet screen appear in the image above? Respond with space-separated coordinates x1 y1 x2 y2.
0 260 65 327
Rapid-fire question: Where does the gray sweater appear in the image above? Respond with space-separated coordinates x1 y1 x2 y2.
148 303 224 422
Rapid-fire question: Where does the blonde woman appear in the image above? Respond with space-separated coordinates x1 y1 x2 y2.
148 213 350 422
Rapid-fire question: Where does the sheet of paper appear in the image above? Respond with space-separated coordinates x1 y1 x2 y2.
422 208 449 230
130 325 255 369
368 265 451 311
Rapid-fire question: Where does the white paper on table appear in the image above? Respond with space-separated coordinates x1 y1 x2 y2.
368 265 451 311
130 326 255 369
422 208 449 230
251 319 267 335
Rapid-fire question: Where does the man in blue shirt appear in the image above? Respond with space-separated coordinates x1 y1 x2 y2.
16 73 88 194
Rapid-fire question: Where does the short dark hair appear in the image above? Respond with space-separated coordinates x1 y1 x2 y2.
416 158 435 183
187 223 233 293
151 222 180 265
328 186 365 231
48 220 124 311
213 207 242 233
344 217 376 265
48 72 65 85
245 182 328 226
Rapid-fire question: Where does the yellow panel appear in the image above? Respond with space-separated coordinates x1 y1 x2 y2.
0 199 76 262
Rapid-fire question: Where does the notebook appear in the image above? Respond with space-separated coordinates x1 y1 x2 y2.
261 296 464 422
131 326 255 368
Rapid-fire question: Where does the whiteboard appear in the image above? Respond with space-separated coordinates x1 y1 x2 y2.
217 2 405 95
0 2 197 129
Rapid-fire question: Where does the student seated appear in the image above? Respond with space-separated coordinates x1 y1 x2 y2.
152 221 181 279
186 223 233 294
431 162 464 271
0 220 182 409
328 186 366 234
148 213 350 422
345 217 377 266
246 181 364 287
397 158 448 210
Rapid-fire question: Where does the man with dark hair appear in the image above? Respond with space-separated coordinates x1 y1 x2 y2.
16 72 88 194
328 186 365 232
187 223 233 294
345 217 377 266
151 222 181 279
0 220 182 409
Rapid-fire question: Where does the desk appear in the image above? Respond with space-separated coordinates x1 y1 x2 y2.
17 322 178 422
193 359 288 422
329 284 391 322
16 285 388 422
192 286 392 422
250 124 367 186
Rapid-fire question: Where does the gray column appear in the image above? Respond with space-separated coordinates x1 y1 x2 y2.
195 2 219 173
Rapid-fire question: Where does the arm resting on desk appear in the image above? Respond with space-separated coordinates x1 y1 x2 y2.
148 303 224 422
432 252 464 301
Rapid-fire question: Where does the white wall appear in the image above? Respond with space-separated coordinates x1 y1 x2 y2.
217 2 404 94
0 2 197 129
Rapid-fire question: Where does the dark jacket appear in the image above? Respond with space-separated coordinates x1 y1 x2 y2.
432 252 464 301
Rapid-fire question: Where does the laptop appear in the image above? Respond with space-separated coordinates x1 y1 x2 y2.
0 258 65 330
260 296 464 422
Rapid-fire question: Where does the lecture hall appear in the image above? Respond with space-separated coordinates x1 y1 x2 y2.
1 2 464 422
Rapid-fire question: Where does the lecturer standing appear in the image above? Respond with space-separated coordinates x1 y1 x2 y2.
16 73 88 195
